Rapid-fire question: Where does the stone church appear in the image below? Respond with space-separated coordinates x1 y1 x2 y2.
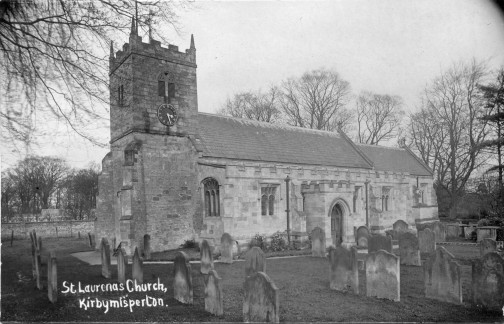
95 21 438 254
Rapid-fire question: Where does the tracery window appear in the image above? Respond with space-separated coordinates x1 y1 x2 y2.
261 185 278 216
203 178 220 217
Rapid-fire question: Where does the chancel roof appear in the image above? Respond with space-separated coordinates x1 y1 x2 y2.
194 113 432 176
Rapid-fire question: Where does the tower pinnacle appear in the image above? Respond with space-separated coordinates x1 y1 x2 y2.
190 34 195 50
130 16 137 35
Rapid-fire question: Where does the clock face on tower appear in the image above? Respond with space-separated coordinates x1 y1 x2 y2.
157 104 178 126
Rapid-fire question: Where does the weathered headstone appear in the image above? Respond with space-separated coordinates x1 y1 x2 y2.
431 222 446 242
143 234 151 260
368 234 393 253
117 248 127 284
245 246 266 277
398 232 421 266
446 224 460 238
472 252 504 312
393 220 409 233
424 246 462 304
132 247 143 284
328 246 359 294
356 226 369 248
366 250 400 301
205 269 223 316
47 252 57 303
220 233 234 264
173 251 193 304
101 238 111 279
479 238 497 256
418 228 436 254
34 246 43 290
311 227 326 257
243 271 279 323
200 240 214 275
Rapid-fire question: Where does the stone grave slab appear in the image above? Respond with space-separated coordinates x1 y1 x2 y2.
328 246 359 294
220 233 234 264
311 227 326 257
368 234 393 253
205 269 223 316
479 238 497 256
200 240 214 275
393 220 409 233
117 248 127 284
399 232 421 266
101 238 111 279
431 222 446 242
472 252 504 312
132 247 143 284
174 251 193 304
243 271 279 323
245 246 266 277
366 250 400 301
424 246 462 304
418 228 436 254
356 226 369 248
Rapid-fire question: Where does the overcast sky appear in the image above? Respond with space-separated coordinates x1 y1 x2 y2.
2 0 504 171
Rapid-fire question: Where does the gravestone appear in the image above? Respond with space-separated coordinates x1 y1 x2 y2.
446 224 460 238
424 246 462 304
398 232 421 266
418 228 436 254
479 238 497 256
220 233 234 264
101 238 112 279
243 272 279 323
393 220 409 233
204 269 223 316
88 232 94 247
311 227 326 257
143 234 151 260
200 240 214 275
132 247 143 284
368 234 393 253
117 248 127 284
173 251 193 304
356 226 369 248
472 252 504 312
366 250 400 301
328 246 359 294
34 246 43 290
245 246 266 277
431 222 446 242
47 252 57 303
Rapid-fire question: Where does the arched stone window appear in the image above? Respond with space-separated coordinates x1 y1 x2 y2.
203 178 220 217
158 72 175 103
268 195 275 216
261 185 278 216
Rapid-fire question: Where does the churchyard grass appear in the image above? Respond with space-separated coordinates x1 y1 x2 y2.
2 237 502 322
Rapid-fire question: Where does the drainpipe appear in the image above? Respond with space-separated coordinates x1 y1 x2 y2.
285 176 291 245
365 179 370 228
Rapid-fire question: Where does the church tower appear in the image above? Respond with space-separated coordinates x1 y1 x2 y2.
95 19 202 254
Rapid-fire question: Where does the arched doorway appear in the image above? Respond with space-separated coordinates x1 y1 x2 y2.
331 204 344 246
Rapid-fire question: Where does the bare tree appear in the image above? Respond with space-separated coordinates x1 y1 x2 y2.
408 60 491 218
218 86 282 123
0 0 186 151
279 68 353 133
356 91 405 145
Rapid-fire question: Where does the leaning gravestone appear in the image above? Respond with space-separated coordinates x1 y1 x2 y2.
245 247 266 277
117 248 127 285
328 246 359 294
424 246 462 304
399 232 421 266
393 220 409 234
311 227 326 257
472 252 504 312
132 247 143 284
431 222 446 243
243 271 279 323
356 226 369 248
366 250 400 301
479 238 497 256
205 269 223 316
368 234 393 253
47 252 57 303
173 251 193 304
200 240 214 275
143 234 151 260
418 228 436 254
101 238 112 279
220 233 234 264
34 245 43 290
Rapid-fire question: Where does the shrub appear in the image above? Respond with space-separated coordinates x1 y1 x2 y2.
270 232 287 252
249 233 268 251
180 239 198 250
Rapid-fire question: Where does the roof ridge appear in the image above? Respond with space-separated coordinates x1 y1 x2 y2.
356 143 405 151
197 112 341 137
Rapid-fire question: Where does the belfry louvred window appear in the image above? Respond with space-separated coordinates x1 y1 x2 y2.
203 178 220 217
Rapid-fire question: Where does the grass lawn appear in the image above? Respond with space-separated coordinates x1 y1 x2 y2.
1 237 502 322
